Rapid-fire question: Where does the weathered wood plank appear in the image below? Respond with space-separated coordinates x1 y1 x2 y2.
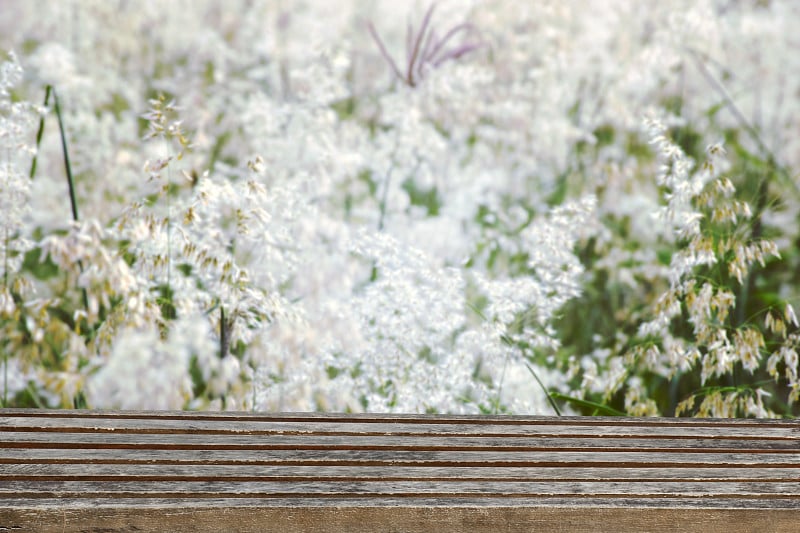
3 432 798 452
3 447 800 466
3 504 800 533
2 415 797 439
4 463 799 481
6 496 800 509
0 409 792 425
3 479 800 497
2 448 800 466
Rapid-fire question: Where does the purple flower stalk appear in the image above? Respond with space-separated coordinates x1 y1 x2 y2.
368 3 482 87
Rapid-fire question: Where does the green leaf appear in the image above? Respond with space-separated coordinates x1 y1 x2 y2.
549 391 626 416
22 247 60 280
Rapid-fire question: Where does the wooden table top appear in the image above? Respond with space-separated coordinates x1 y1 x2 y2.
1 409 799 532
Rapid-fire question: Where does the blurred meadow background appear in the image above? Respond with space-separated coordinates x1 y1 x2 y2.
1 0 799 417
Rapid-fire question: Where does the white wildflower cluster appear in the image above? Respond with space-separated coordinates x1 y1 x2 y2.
1 52 43 403
626 122 792 416
86 314 216 410
766 332 800 405
0 53 37 301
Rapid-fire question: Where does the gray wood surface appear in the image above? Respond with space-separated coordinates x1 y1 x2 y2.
0 409 798 532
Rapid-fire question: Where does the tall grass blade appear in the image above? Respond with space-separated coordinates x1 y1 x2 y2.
220 305 230 359
525 363 561 416
28 85 52 180
51 87 89 312
52 88 80 222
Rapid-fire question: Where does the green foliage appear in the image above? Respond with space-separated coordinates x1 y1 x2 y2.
552 117 800 418
22 247 59 281
402 178 441 216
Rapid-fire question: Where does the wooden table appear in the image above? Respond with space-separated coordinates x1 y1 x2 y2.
1 409 798 532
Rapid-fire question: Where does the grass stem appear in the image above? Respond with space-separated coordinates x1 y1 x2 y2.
51 87 89 312
52 88 80 223
29 86 52 180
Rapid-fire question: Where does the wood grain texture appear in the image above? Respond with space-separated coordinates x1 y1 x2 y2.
1 409 798 532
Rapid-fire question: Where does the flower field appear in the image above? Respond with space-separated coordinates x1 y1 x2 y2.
1 0 799 417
